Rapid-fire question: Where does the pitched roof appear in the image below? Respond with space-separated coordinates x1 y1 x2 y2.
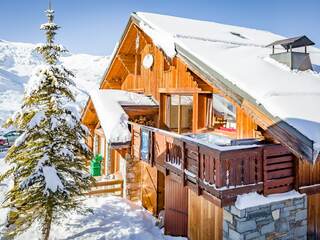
131 12 320 162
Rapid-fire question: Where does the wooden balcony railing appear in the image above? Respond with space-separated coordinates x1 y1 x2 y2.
129 122 295 206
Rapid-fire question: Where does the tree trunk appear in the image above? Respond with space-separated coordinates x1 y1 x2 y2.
42 209 53 240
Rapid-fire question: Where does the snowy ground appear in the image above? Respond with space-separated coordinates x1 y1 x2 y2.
0 152 185 240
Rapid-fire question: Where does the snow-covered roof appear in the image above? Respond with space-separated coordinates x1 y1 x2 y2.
90 89 157 143
133 12 320 162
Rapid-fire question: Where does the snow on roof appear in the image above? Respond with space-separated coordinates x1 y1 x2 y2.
235 190 304 210
135 12 320 161
90 89 157 143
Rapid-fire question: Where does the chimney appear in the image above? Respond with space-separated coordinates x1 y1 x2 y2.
266 36 315 71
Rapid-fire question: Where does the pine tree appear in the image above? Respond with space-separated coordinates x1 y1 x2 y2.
0 3 94 240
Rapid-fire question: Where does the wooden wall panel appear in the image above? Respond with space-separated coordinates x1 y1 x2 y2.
188 190 223 240
298 159 320 187
165 175 188 237
308 193 320 239
236 106 257 139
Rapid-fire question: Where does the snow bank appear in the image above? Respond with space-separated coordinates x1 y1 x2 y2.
90 89 157 143
135 12 320 161
235 190 304 210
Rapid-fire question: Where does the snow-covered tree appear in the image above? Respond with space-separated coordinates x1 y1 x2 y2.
0 4 94 240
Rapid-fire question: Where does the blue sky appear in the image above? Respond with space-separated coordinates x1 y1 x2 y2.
0 0 319 56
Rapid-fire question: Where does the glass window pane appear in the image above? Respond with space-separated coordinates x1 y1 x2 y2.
212 94 236 131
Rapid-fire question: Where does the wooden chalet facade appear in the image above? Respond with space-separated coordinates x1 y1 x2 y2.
82 12 320 239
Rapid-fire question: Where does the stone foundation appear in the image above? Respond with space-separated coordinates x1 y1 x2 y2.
223 195 307 240
123 153 141 201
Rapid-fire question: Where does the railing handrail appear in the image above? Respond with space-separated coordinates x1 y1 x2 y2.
128 121 264 153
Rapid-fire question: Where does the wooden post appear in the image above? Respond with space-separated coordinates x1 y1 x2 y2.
178 95 182 134
181 141 186 186
192 93 199 133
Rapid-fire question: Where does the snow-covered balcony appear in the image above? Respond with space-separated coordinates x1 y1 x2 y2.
130 122 295 206
89 89 158 148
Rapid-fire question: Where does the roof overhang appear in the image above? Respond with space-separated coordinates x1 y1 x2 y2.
131 13 318 163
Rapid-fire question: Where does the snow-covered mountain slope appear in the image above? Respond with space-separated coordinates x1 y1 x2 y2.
0 39 109 129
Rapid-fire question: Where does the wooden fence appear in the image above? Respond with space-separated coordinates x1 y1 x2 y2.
87 179 124 197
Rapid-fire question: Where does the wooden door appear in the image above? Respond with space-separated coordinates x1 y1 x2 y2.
141 162 158 215
165 175 188 237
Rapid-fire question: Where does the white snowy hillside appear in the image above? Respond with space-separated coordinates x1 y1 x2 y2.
0 39 109 129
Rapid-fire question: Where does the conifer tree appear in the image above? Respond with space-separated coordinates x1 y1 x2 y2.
0 3 94 239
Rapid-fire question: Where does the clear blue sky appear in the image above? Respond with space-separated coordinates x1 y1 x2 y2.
0 0 319 56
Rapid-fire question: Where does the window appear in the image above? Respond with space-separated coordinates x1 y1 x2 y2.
166 95 193 133
209 94 236 132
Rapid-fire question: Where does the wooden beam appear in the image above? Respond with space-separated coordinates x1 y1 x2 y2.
299 184 320 195
122 106 159 118
158 88 212 94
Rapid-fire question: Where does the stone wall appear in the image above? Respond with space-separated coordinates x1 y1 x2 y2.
223 195 307 240
124 153 141 201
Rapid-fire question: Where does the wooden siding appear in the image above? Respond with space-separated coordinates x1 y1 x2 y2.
188 190 222 240
236 106 257 139
165 175 188 237
308 193 320 239
298 159 320 193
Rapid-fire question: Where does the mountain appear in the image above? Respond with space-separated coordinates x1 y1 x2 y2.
0 39 110 130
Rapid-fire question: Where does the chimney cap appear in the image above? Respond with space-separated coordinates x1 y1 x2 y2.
266 35 315 50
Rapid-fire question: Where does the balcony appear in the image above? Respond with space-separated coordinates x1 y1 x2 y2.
129 122 296 206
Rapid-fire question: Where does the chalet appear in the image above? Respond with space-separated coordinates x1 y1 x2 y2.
82 12 320 239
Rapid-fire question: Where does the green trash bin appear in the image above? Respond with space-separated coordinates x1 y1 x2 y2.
90 154 103 176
